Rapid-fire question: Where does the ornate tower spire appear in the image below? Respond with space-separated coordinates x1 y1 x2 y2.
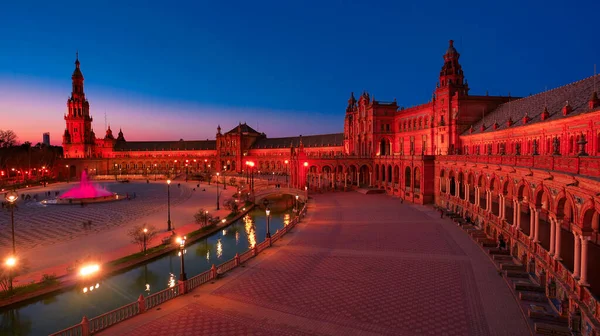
438 40 467 93
71 52 85 101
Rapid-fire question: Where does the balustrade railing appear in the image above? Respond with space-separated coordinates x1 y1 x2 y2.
442 154 600 178
50 204 308 336
186 270 212 292
89 301 140 333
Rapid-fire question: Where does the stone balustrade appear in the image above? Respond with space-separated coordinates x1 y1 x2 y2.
440 154 600 178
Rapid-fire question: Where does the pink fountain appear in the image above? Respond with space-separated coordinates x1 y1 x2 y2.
44 171 120 205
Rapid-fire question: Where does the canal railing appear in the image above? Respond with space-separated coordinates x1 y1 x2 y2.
50 204 308 336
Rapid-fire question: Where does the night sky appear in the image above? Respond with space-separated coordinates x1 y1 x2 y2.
0 0 599 145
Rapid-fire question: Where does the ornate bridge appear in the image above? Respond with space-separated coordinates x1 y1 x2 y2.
253 187 307 205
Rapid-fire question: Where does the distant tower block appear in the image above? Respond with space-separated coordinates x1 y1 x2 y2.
43 132 50 146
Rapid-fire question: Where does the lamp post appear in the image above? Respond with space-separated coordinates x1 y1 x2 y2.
5 257 16 293
207 164 211 185
177 236 187 281
143 227 148 254
223 165 227 190
167 180 172 231
284 160 289 188
205 210 209 227
154 164 157 181
216 173 220 210
295 194 299 212
5 191 18 255
265 207 271 239
65 164 70 183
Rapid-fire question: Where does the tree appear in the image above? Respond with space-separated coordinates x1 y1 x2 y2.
0 130 18 148
127 224 158 252
0 259 30 293
194 208 212 227
224 199 239 215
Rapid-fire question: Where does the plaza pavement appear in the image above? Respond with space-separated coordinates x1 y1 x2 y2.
98 192 530 336
1 180 237 285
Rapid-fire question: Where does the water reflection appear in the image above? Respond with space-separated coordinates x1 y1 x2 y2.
1 310 32 336
284 213 290 227
168 273 176 288
244 215 256 248
235 231 239 245
216 239 223 259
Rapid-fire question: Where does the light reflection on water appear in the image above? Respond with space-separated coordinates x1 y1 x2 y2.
0 207 293 336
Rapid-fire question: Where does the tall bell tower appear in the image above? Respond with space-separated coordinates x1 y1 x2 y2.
63 53 94 158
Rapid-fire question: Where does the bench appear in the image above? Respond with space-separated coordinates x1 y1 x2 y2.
501 263 525 271
519 292 547 303
529 310 568 324
534 322 571 336
515 282 545 293
506 270 530 279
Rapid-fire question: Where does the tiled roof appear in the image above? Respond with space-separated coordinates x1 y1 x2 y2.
252 133 344 149
114 140 216 151
465 74 600 135
225 123 260 135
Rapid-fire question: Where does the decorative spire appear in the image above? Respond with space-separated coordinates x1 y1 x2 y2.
522 112 531 124
507 116 513 127
541 106 549 121
493 119 499 130
562 100 572 116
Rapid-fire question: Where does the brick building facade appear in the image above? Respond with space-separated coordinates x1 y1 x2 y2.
61 41 600 333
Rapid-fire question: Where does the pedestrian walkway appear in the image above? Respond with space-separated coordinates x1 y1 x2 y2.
99 193 530 336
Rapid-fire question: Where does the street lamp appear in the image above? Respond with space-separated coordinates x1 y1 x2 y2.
5 256 16 293
216 173 220 210
167 180 172 231
176 236 187 281
205 210 209 227
295 194 299 212
222 165 227 190
265 207 271 239
143 227 148 254
65 164 70 183
284 160 289 188
5 191 18 255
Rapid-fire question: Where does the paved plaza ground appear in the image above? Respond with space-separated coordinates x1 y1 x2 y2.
100 192 530 336
0 179 238 284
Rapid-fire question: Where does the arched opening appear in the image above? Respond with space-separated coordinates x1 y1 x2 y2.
375 164 379 183
477 175 486 209
379 138 391 156
387 165 392 184
404 166 411 191
449 171 456 197
359 165 370 186
503 181 514 225
556 196 575 273
490 178 499 217
348 165 358 186
458 172 465 200
414 167 421 195
535 189 552 251
381 165 386 186
468 173 475 204
393 165 400 189
440 170 446 193
517 184 532 235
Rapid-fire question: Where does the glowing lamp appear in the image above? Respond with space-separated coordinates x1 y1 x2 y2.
304 162 308 167
5 257 16 267
80 264 100 277
167 179 171 185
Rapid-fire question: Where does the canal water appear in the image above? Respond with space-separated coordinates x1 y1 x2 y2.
0 207 294 336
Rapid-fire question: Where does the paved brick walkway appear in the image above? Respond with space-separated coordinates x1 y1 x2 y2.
99 193 530 336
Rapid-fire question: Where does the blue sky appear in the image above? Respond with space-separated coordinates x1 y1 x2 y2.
0 0 598 144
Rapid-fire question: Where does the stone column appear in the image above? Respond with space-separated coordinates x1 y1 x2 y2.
534 209 540 243
446 179 450 195
455 181 459 197
516 201 521 229
344 173 347 189
529 207 535 240
549 217 555 256
486 191 490 211
573 234 581 279
580 237 589 286
554 221 562 261
318 173 321 189
474 187 479 206
357 172 360 187
369 172 372 187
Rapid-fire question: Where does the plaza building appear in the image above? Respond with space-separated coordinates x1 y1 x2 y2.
61 41 600 332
